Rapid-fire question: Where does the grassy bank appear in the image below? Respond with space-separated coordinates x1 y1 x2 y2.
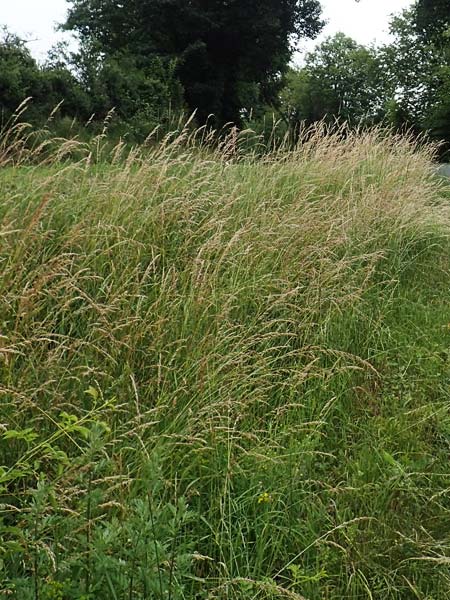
1 126 450 599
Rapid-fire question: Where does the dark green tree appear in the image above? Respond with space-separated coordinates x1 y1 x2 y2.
378 9 439 128
380 4 450 154
415 2 450 151
416 0 450 43
0 29 44 122
0 29 89 125
64 0 324 125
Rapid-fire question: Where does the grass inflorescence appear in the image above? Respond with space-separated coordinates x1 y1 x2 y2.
1 123 450 599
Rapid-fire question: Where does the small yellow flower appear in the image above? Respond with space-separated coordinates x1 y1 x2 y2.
257 491 272 504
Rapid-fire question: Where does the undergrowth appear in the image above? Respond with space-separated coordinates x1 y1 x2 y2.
0 123 449 599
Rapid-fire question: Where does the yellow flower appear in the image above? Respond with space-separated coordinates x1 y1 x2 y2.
257 491 272 504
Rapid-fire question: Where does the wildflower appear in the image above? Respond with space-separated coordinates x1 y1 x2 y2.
257 491 272 504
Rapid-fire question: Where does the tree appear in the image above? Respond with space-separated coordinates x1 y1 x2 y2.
416 0 450 43
281 34 391 128
378 9 440 128
378 5 450 154
64 0 324 126
0 29 43 121
414 1 450 151
0 29 89 125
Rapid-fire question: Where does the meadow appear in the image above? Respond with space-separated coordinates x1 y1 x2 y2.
1 123 450 599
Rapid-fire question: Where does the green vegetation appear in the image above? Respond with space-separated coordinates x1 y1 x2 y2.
280 34 389 127
2 1 450 153
64 0 323 127
1 125 450 598
282 1 450 157
1 0 324 133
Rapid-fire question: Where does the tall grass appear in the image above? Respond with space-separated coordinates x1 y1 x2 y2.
1 123 450 599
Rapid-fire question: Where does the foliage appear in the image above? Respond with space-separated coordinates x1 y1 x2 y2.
77 48 185 136
0 29 90 125
378 10 440 128
380 4 450 155
277 6 450 157
1 124 450 598
3 1 450 152
281 34 392 128
416 0 450 43
0 27 184 141
64 0 324 126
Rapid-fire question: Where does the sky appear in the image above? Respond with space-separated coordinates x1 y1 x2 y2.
1 0 414 62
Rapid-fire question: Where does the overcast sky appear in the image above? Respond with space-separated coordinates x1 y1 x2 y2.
1 0 414 62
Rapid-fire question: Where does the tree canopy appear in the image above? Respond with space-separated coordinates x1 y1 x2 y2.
0 29 89 125
64 0 324 125
281 34 390 128
2 0 450 156
416 0 450 41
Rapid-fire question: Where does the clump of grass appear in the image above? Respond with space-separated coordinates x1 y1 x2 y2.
1 122 449 599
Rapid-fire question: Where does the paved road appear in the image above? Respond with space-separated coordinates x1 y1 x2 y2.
437 164 450 177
